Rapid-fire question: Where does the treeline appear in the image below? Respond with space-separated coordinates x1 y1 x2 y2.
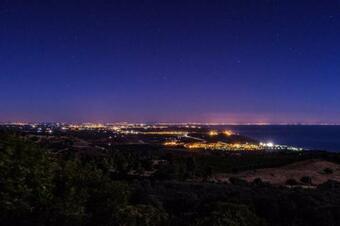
1 133 340 225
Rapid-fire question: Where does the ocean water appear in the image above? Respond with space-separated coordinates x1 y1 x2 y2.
220 125 340 152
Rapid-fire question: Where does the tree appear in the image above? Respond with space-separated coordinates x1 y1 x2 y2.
194 202 265 226
0 136 130 226
117 205 168 226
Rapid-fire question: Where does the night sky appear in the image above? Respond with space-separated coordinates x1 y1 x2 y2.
1 0 340 123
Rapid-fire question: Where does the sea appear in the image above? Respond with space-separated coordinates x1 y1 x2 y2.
218 125 340 152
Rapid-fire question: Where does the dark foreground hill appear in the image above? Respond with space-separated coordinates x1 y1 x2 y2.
1 133 340 226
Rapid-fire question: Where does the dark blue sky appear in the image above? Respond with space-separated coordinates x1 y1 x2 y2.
1 0 340 123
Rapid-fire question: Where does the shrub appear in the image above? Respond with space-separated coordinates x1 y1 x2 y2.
300 176 312 185
229 177 248 186
118 205 169 226
252 178 265 186
195 202 266 226
318 180 340 190
323 168 334 175
286 178 299 186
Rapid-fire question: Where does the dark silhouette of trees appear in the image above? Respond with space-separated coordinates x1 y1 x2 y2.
2 134 340 226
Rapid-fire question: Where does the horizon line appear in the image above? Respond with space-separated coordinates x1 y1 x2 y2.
1 121 340 126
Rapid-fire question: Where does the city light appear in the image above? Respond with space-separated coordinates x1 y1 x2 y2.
223 130 234 136
0 122 303 152
184 142 262 151
142 131 187 136
163 141 182 146
208 130 218 136
260 142 274 148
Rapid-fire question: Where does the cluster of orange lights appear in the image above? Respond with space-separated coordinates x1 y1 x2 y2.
143 131 188 136
163 141 181 146
184 142 262 151
223 130 234 136
208 130 219 136
208 130 234 136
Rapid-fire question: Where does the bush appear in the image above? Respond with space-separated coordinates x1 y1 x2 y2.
300 176 312 185
252 178 264 186
285 178 299 186
318 180 340 190
118 205 169 226
195 202 265 226
229 177 248 186
323 168 334 175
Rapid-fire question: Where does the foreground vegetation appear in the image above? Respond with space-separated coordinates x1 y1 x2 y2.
1 132 340 226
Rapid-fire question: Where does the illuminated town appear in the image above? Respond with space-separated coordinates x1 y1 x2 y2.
0 122 302 152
